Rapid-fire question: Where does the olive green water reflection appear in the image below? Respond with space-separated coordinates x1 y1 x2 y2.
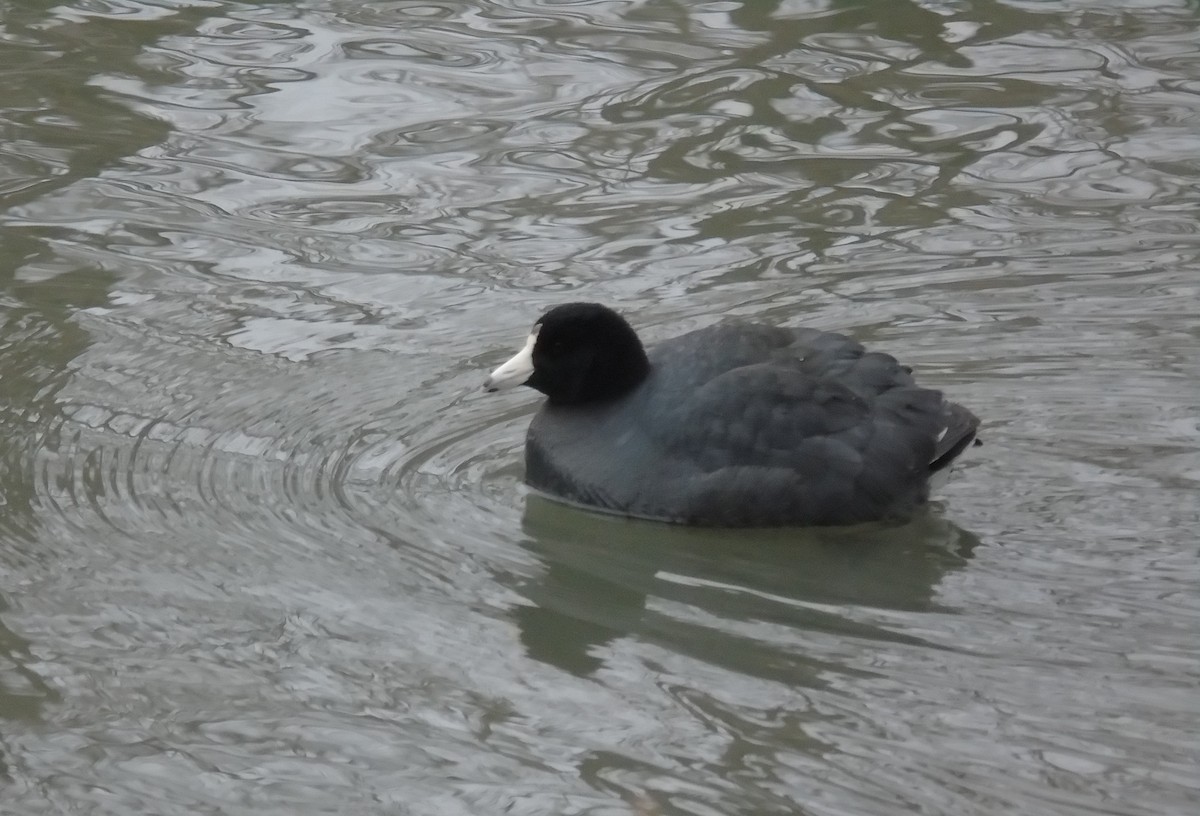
514 499 978 679
2 1 1198 814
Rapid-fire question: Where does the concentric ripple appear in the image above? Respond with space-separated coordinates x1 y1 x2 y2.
17 317 531 585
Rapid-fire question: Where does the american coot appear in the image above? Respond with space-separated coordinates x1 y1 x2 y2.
485 303 979 527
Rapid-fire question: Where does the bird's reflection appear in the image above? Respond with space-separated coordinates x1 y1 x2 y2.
510 497 979 680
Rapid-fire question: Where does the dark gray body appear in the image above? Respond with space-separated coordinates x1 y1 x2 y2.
524 322 978 526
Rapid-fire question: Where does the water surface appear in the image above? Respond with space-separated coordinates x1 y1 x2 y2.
1 1 1198 814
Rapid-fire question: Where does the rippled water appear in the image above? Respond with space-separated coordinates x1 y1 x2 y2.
2 1 1198 814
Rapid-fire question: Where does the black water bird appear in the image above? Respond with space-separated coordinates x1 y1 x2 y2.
485 303 979 526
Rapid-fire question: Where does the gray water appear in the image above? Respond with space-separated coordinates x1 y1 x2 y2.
1 1 1198 814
